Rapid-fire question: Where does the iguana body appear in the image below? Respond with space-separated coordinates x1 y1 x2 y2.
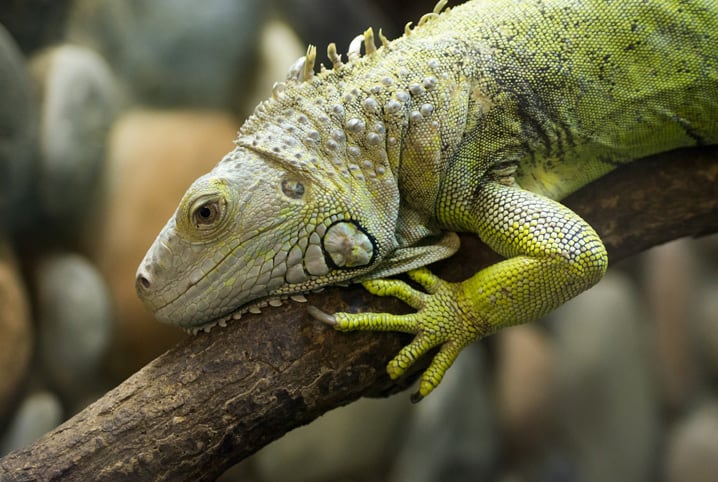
137 0 718 400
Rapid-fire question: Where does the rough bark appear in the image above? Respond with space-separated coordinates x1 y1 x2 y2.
1 146 717 481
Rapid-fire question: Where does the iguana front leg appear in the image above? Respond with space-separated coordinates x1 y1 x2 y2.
312 181 608 401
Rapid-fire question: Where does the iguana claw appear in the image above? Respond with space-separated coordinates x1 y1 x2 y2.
306 305 337 325
315 268 484 401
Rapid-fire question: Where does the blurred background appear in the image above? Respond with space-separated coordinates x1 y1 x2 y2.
0 0 717 481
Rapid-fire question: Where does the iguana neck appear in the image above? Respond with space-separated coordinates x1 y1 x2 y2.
233 42 472 246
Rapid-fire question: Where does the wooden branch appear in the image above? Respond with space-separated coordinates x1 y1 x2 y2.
1 146 717 481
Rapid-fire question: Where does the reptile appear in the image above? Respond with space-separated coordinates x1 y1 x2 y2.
136 0 718 401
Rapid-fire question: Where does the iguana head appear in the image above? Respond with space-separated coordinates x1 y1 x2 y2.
135 87 402 329
136 37 465 330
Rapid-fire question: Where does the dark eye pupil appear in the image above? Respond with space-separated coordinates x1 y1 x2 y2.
194 202 219 226
198 206 212 219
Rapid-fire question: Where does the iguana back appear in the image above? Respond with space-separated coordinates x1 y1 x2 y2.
438 0 718 198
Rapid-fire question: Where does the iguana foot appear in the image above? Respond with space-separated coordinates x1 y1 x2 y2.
309 268 486 402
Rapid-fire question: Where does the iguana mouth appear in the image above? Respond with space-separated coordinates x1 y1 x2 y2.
181 290 314 335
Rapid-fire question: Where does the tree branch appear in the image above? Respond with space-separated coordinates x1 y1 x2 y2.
1 146 717 481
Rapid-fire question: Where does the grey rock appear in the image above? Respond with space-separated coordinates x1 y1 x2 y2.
0 0 73 54
29 45 121 231
644 239 701 410
696 280 718 377
246 393 408 482
552 270 659 482
0 24 38 233
66 0 266 111
389 344 497 482
665 401 718 482
494 325 556 446
276 0 394 56
242 19 305 114
35 253 113 407
0 391 63 455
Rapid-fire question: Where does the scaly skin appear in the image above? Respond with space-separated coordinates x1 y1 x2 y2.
136 0 718 400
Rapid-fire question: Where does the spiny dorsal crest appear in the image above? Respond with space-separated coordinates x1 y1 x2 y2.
244 0 453 183
278 0 451 90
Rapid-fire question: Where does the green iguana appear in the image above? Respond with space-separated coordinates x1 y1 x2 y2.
136 0 718 401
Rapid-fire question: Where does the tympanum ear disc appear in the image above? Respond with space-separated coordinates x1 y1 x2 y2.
323 221 375 268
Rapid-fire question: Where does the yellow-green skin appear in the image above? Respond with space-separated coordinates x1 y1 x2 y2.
136 0 718 400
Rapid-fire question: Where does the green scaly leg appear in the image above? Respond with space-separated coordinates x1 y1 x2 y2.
313 181 608 401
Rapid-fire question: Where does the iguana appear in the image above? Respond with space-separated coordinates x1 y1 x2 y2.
136 0 718 401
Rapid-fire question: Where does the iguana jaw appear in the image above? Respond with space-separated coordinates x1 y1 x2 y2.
173 291 315 335
136 217 379 330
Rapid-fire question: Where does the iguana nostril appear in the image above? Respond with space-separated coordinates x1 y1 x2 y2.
136 272 151 291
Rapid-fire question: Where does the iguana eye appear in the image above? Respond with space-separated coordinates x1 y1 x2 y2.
192 200 222 227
